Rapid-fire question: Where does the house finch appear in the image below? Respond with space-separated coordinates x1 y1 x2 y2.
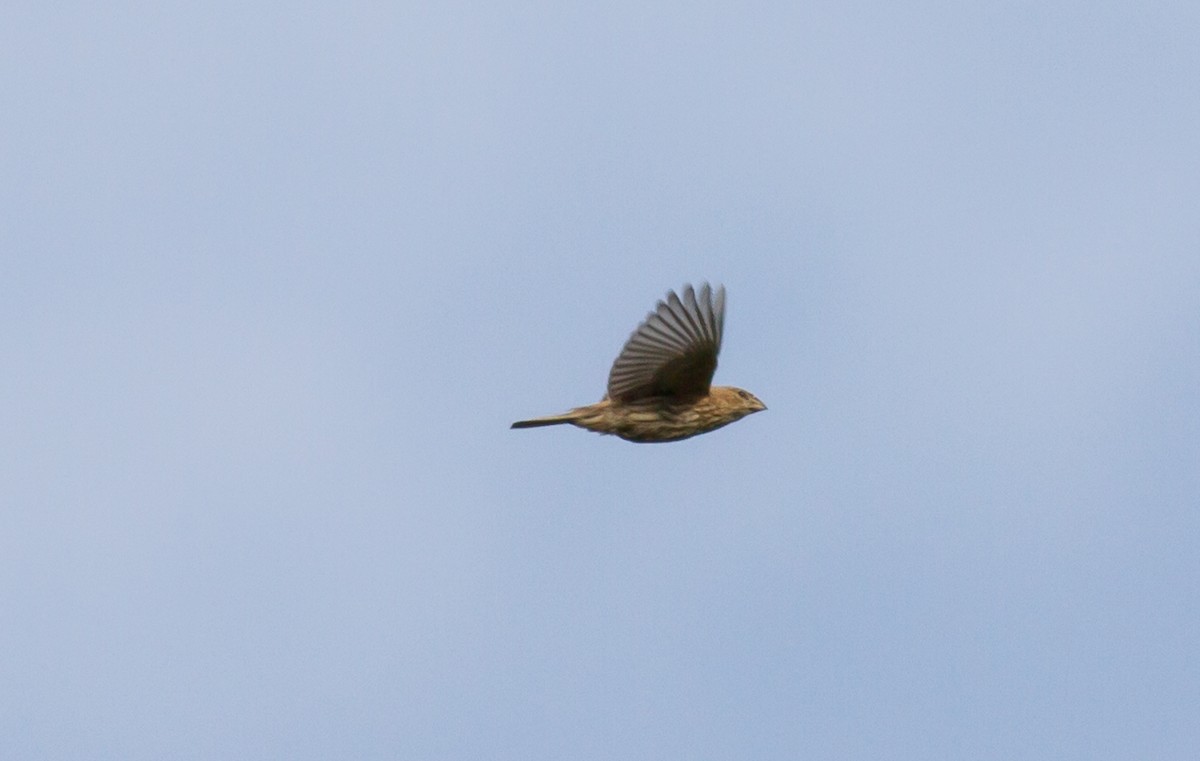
511 283 766 442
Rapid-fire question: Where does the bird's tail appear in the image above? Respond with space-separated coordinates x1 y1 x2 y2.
511 412 577 429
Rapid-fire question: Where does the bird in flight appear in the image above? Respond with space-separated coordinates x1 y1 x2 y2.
512 283 765 442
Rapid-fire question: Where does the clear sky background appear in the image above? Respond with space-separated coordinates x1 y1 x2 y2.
3 2 1198 759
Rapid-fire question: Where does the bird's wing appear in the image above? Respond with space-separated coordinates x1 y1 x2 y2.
606 283 725 402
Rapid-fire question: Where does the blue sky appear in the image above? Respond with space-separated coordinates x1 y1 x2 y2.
3 2 1198 758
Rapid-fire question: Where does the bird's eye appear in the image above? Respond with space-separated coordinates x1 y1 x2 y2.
737 390 750 399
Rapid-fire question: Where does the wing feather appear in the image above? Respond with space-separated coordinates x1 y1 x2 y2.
606 283 726 402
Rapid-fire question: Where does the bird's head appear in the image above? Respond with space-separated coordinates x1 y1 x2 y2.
711 386 767 419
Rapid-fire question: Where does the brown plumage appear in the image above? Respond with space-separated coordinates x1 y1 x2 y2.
511 283 765 443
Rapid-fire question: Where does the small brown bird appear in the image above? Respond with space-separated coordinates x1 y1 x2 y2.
512 283 765 442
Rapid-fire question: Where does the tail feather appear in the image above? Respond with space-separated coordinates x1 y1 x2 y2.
511 413 575 429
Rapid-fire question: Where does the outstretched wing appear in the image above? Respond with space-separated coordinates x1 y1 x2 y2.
606 283 725 402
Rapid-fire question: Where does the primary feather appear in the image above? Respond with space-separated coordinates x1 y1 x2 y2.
606 283 725 402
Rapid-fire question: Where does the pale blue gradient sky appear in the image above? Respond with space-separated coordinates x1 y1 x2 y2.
3 3 1198 759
